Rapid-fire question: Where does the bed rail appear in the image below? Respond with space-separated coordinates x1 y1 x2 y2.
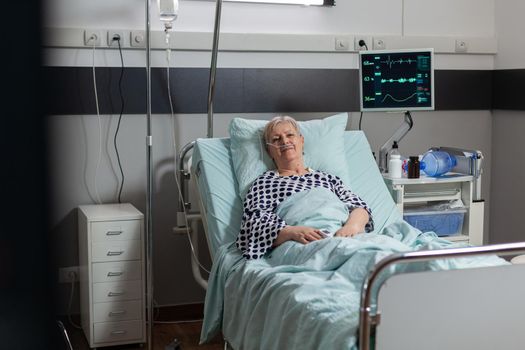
174 141 208 290
358 241 525 350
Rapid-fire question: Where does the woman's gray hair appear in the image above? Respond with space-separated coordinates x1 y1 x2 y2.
263 115 301 145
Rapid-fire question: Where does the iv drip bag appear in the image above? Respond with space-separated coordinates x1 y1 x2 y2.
158 0 179 26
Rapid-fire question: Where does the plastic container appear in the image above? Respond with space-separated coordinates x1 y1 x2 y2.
404 206 466 236
389 154 403 178
421 151 457 177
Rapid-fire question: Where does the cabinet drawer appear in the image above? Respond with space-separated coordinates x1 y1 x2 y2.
93 280 142 303
93 300 143 323
91 220 141 242
92 240 141 262
93 320 143 344
92 261 142 283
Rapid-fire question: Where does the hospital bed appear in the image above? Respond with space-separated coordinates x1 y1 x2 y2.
189 119 525 350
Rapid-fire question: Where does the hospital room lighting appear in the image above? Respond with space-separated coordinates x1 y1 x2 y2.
223 0 329 5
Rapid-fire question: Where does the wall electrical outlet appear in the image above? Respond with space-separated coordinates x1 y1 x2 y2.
334 37 350 51
130 30 146 48
108 30 126 47
84 30 102 46
455 39 468 53
373 37 386 50
59 266 79 283
354 36 371 51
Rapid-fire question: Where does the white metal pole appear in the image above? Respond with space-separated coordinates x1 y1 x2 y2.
145 0 154 349
207 0 223 138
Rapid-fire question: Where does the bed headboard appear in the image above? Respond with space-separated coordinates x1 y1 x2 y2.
191 131 402 259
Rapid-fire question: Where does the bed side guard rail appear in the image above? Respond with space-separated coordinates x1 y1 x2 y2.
174 140 208 290
358 241 525 350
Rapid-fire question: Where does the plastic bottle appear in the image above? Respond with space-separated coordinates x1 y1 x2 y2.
389 141 400 159
389 154 403 178
387 141 400 172
420 151 457 177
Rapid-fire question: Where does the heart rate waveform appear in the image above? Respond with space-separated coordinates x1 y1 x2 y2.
379 55 417 69
380 77 417 84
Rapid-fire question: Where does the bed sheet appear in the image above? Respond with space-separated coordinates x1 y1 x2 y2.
200 221 507 349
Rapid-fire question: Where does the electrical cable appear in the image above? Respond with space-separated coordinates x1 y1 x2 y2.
92 39 103 205
357 40 367 131
165 34 210 274
67 272 82 330
114 36 126 203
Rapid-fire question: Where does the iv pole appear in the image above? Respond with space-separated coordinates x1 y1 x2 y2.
145 0 154 348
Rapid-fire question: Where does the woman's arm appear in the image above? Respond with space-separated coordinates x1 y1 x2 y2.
331 175 374 233
335 207 369 237
236 174 287 259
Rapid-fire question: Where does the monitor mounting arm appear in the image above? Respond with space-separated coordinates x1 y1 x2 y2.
378 111 413 173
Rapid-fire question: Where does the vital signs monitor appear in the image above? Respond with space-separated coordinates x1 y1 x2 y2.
359 48 434 112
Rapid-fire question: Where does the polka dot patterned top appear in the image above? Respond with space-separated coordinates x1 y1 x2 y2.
236 169 374 260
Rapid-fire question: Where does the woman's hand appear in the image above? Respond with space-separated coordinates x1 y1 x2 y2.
273 225 324 246
334 223 364 237
335 208 369 238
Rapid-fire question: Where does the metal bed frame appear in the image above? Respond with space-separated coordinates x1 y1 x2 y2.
359 241 525 350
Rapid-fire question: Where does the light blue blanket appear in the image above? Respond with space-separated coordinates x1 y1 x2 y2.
201 220 507 349
276 187 349 237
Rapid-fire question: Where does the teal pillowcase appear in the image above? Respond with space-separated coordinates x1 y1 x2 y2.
229 113 351 199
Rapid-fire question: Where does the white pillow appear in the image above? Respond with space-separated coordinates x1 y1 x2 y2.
229 113 352 199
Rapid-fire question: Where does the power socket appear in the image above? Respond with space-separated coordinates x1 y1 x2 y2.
59 266 79 283
84 30 102 46
455 39 468 53
130 30 146 48
373 37 386 50
108 30 126 47
354 36 371 51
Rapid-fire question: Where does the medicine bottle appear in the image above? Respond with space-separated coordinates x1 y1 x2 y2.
407 156 420 178
389 154 402 178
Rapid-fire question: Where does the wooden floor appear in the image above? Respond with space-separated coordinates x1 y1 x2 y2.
63 319 224 350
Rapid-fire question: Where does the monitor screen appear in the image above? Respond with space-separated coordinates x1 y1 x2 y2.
359 49 434 112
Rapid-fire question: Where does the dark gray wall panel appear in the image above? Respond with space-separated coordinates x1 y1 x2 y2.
492 69 525 110
44 67 502 115
435 70 493 110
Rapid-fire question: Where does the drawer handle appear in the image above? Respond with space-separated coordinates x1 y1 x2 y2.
108 291 125 297
107 251 124 256
106 230 123 236
111 330 127 335
107 271 124 277
109 310 127 316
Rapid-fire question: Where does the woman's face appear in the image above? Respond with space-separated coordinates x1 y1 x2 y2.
267 122 304 165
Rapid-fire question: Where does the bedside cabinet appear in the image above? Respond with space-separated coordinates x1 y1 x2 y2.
382 174 484 245
78 203 146 348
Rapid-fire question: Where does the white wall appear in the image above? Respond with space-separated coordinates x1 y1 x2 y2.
490 0 525 244
45 0 498 312
494 0 525 69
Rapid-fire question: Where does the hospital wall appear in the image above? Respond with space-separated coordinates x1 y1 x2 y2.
490 0 525 244
44 0 501 313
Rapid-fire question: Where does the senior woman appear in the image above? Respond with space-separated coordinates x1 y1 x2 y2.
236 116 374 260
